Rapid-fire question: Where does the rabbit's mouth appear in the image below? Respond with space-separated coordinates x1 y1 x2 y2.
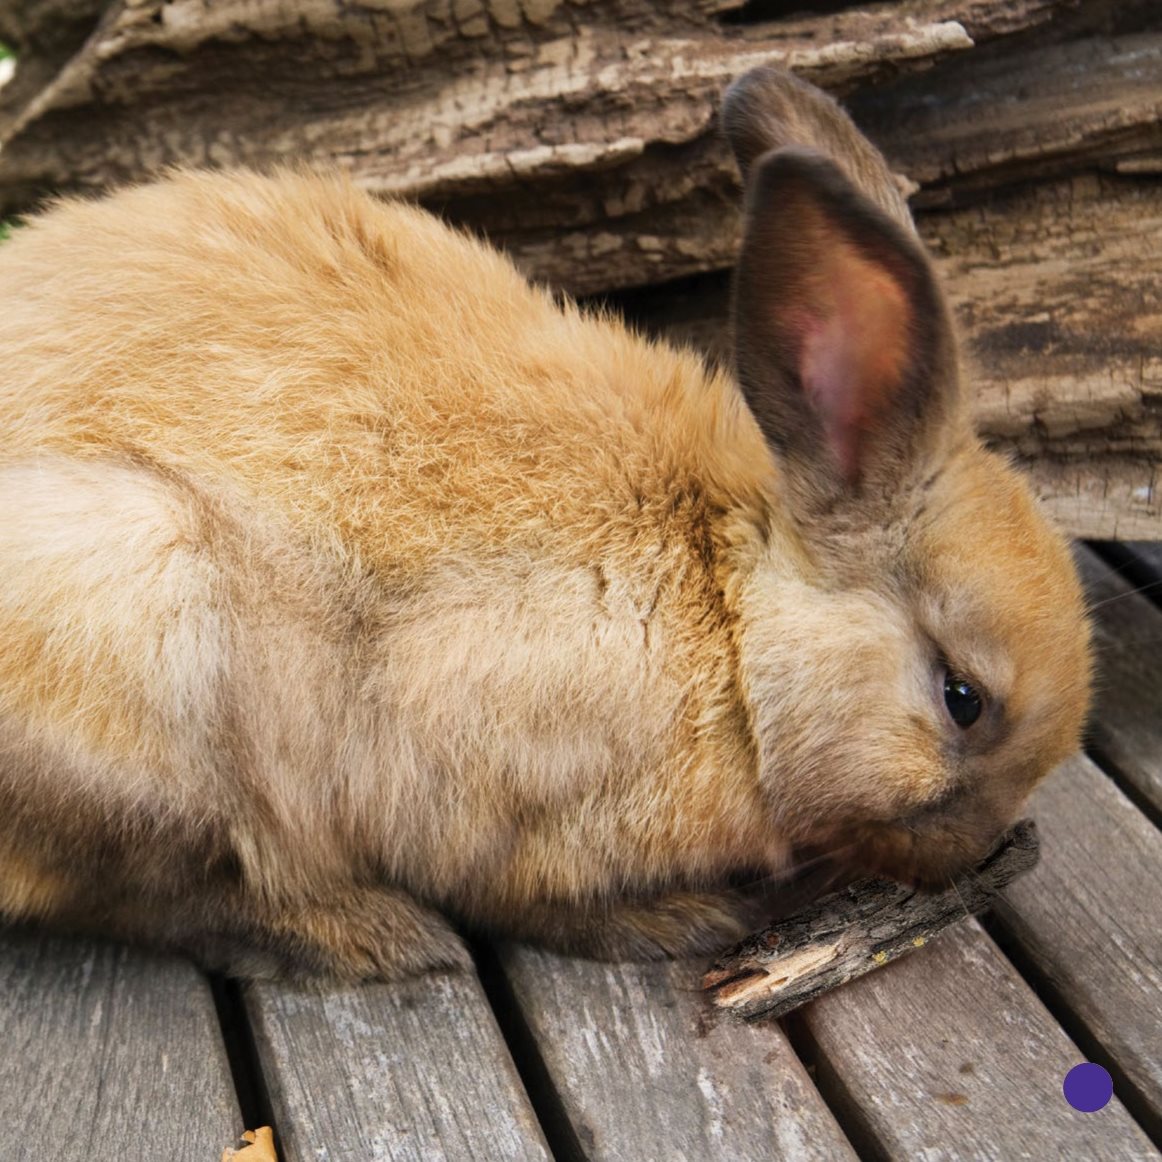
827 798 1009 891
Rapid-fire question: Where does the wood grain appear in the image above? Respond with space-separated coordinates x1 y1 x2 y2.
0 0 1081 293
1075 546 1162 814
922 174 1162 540
0 928 240 1162
852 29 1162 205
799 918 1159 1161
992 752 1162 1136
497 947 858 1161
246 969 550 1162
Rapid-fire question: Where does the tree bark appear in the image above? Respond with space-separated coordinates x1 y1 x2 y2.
0 0 1075 239
852 25 1162 210
703 820 1040 1021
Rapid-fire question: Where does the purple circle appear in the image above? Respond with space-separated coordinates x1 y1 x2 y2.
1063 1063 1113 1112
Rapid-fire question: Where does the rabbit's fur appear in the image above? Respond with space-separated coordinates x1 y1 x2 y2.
0 70 1090 979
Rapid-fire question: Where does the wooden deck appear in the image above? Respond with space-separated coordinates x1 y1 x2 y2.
1 542 1160 1162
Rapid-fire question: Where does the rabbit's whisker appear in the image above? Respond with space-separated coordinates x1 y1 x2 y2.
1087 580 1162 611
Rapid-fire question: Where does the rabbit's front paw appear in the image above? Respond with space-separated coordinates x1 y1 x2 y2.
206 886 471 982
510 888 769 961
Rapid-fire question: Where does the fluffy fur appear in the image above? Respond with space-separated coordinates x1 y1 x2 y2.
0 71 1090 978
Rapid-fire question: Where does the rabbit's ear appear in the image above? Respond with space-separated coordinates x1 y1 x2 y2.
722 67 915 233
732 146 963 507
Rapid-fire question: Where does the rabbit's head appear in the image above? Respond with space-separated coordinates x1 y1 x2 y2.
723 70 1092 886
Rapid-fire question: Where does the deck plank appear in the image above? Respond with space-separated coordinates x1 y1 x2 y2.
993 752 1162 1135
1076 547 1162 815
247 969 550 1162
498 948 858 1161
799 918 1159 1161
0 928 239 1162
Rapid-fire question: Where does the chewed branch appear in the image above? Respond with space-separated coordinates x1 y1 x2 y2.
703 820 1040 1019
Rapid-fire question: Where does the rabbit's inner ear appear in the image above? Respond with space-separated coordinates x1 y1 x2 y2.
733 146 959 504
794 232 913 483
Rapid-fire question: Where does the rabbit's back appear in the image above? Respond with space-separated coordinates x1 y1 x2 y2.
0 70 1095 980
0 169 767 577
0 170 779 944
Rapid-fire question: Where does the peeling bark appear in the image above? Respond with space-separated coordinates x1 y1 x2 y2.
0 0 1071 240
704 821 1040 1021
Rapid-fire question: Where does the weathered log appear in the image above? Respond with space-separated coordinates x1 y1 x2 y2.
2 0 1153 297
0 0 1078 257
703 819 1041 1021
851 27 1162 208
615 170 1162 539
474 23 1162 294
930 171 1162 539
0 0 102 142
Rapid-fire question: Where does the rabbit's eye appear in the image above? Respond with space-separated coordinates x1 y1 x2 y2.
943 672 983 728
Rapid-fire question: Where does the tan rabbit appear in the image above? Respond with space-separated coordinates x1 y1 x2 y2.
0 68 1090 979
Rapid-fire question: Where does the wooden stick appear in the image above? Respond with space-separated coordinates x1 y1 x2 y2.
703 820 1040 1020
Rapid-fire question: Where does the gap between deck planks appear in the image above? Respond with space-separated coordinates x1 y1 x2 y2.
794 917 1158 1162
990 752 1162 1143
790 547 1162 1158
472 544 1162 1160
492 947 858 1162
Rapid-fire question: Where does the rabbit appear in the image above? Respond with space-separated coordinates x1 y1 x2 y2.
0 67 1091 980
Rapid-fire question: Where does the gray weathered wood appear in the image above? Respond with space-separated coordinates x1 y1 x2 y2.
0 928 240 1161
852 29 1162 205
0 0 1088 293
800 918 1160 1161
247 969 550 1162
920 174 1162 541
1076 546 1162 814
497 947 858 1161
992 752 1162 1136
705 821 1039 1020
